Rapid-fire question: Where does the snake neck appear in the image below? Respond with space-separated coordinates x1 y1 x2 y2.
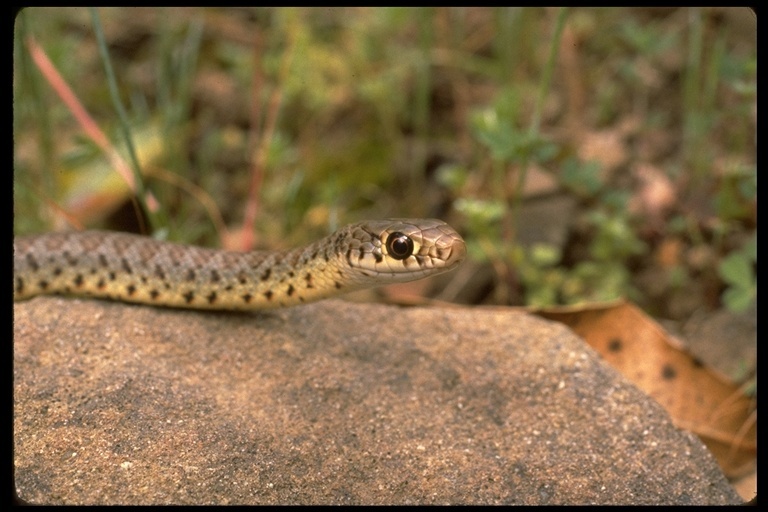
14 230 366 310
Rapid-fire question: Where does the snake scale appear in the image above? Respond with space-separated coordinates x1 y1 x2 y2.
14 219 466 310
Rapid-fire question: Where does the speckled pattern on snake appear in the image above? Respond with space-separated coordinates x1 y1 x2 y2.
14 218 466 310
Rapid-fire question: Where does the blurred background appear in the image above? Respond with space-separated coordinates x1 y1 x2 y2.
14 6 755 331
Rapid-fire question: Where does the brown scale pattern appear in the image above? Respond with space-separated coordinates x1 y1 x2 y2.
13 219 466 310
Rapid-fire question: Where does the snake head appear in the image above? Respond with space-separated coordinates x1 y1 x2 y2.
341 218 466 284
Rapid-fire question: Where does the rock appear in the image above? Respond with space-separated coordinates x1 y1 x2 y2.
13 297 740 505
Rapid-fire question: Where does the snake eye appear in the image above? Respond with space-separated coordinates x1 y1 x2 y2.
385 232 414 260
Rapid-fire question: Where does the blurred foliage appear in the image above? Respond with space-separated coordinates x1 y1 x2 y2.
718 233 756 313
13 7 755 316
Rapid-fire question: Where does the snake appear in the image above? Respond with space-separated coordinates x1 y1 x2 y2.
14 218 466 310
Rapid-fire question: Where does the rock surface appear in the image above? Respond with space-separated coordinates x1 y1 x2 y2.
13 297 740 505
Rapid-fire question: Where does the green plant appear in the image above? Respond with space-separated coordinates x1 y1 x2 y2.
13 8 755 317
718 234 756 313
515 207 646 307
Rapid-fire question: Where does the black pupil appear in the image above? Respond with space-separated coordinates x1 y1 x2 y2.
386 232 414 260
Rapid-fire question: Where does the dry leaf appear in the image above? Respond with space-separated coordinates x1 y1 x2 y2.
628 163 677 223
535 299 756 478
576 129 628 177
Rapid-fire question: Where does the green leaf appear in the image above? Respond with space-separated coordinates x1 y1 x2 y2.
435 163 468 192
529 243 561 267
718 252 753 289
722 286 755 313
560 157 602 197
744 233 757 261
454 198 505 224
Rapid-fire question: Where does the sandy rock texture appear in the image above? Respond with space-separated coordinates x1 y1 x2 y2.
13 297 740 505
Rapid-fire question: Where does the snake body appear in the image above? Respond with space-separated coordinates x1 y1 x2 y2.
14 219 466 310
